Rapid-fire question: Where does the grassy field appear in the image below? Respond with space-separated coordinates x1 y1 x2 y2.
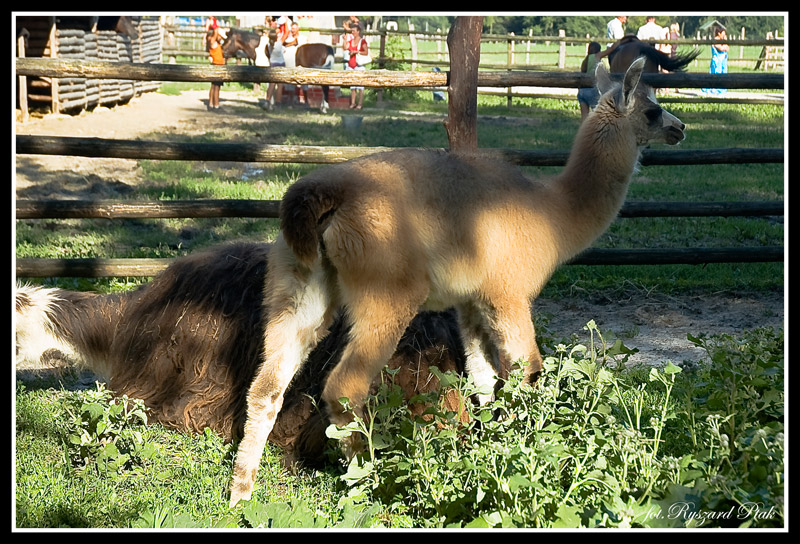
15 58 784 528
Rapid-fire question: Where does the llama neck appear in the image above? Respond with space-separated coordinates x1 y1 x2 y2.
553 111 641 259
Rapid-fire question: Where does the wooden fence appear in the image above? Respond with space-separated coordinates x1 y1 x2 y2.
159 25 785 106
14 58 784 277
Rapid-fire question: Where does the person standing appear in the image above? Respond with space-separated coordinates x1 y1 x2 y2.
283 20 303 68
606 15 626 64
206 28 225 110
606 15 626 43
282 21 305 104
703 25 729 95
203 16 220 50
266 16 290 109
341 16 360 69
666 22 681 58
577 41 619 121
345 23 369 109
637 16 665 42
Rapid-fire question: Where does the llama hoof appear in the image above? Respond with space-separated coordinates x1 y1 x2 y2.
229 481 253 508
339 432 365 461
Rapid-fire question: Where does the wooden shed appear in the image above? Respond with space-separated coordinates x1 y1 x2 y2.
15 15 162 115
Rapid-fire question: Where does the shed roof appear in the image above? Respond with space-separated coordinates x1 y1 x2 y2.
699 19 726 32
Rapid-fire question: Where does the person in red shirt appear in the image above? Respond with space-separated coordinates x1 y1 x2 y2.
345 23 369 109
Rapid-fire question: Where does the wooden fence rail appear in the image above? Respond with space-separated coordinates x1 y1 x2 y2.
15 246 785 278
16 58 785 89
14 135 785 166
15 198 784 220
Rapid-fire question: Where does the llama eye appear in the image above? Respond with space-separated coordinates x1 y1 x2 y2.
644 108 662 123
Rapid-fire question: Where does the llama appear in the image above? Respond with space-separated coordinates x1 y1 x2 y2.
15 242 466 463
228 56 686 506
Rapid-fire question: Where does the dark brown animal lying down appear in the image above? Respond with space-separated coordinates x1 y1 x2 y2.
15 242 466 466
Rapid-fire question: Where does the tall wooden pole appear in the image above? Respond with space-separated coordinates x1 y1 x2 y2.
444 16 483 153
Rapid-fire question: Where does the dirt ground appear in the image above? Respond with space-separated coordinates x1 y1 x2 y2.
15 89 785 368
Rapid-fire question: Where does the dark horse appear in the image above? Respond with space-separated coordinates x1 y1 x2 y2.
221 28 265 64
294 43 336 113
609 35 700 73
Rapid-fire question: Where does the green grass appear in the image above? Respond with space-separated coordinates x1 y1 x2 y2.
15 325 784 528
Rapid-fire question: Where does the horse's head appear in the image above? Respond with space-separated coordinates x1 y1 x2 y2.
220 32 240 59
221 29 256 61
115 16 138 39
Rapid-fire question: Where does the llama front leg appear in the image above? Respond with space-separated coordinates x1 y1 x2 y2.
456 301 500 405
484 298 543 385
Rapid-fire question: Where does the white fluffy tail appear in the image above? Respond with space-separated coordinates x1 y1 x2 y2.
15 284 76 369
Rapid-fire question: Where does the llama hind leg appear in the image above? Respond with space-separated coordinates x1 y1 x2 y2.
321 288 423 459
229 250 335 507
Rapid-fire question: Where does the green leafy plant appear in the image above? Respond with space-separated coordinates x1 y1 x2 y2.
658 328 785 528
62 383 157 475
326 323 784 528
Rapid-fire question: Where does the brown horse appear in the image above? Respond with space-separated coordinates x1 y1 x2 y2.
221 28 263 64
294 43 336 113
609 35 699 73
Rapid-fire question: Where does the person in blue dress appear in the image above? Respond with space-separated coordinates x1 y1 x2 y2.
703 26 729 95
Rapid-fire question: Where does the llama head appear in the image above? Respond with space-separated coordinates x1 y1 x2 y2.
595 56 685 147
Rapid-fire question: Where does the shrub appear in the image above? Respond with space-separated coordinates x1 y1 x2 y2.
330 324 784 528
62 383 157 475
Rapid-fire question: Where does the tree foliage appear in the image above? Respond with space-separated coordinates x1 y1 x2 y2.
392 15 784 39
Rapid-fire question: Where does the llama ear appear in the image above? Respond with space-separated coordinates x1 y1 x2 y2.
595 62 613 95
622 56 646 104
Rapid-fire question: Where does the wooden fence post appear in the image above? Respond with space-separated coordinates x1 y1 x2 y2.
409 23 417 71
17 32 29 123
377 28 386 106
507 32 514 107
48 16 59 114
444 16 483 153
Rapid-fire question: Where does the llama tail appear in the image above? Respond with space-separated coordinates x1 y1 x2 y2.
15 284 74 368
14 284 103 371
280 176 344 265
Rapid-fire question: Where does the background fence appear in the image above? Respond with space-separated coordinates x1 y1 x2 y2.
14 55 784 278
158 24 785 106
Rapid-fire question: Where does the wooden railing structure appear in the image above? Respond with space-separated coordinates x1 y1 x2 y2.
159 25 786 106
14 58 785 277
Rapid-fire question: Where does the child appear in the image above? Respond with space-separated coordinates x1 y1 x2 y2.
577 41 618 121
702 26 729 95
207 29 225 110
